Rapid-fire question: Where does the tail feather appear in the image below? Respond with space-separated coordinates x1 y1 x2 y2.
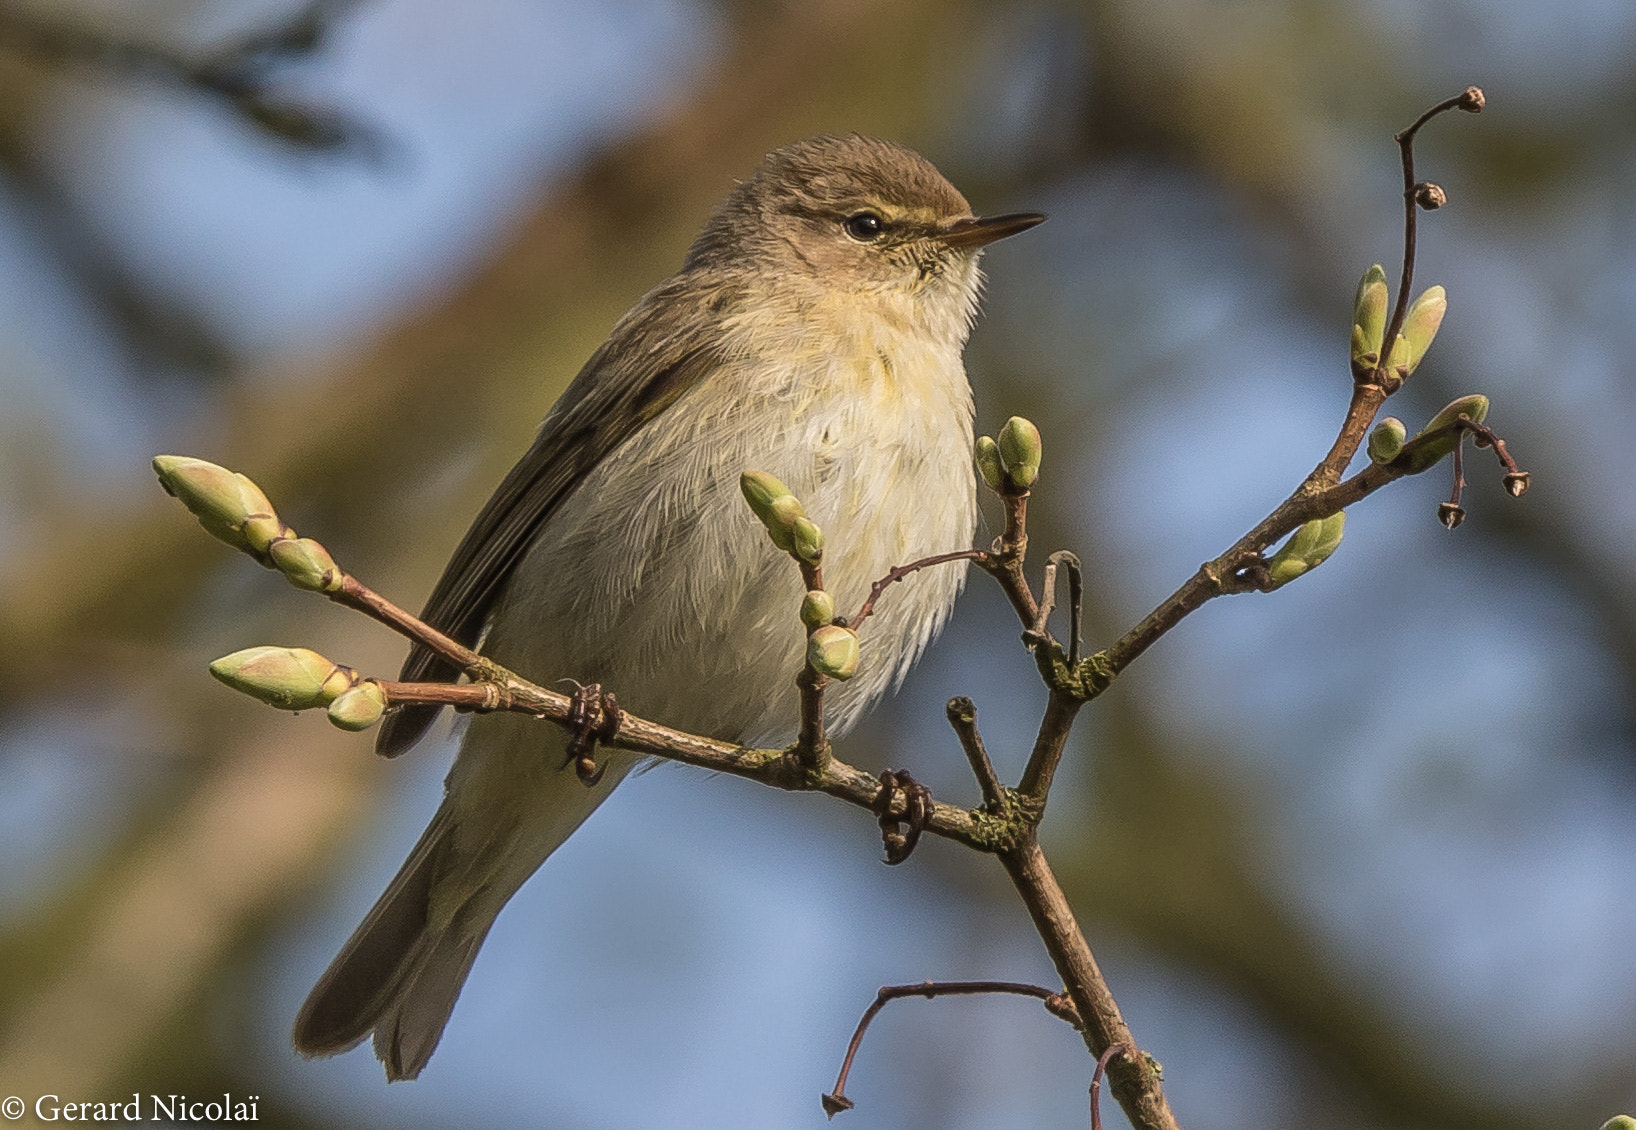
371 927 488 1080
294 716 638 1080
293 805 465 1077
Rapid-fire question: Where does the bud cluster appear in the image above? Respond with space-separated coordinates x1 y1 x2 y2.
975 416 1043 492
209 646 387 731
153 455 343 593
1263 513 1347 589
1401 394 1489 474
1349 265 1446 384
738 471 861 683
739 471 825 565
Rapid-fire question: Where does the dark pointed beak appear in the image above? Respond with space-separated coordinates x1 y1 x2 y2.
936 211 1047 249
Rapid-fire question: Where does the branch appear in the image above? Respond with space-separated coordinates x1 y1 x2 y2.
821 979 1079 1117
0 1 385 157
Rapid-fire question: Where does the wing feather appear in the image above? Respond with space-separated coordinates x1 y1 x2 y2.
375 279 729 757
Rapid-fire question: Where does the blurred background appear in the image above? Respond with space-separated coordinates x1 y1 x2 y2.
0 0 1632 1127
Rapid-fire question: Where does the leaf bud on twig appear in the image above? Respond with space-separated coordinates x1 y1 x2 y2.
800 590 835 628
1398 285 1447 376
808 624 861 680
152 455 278 555
1403 394 1489 473
973 435 1005 492
792 516 825 565
1367 417 1408 464
268 537 343 592
1351 264 1389 374
209 646 354 710
328 680 389 731
996 416 1042 490
740 470 807 554
1264 512 1347 588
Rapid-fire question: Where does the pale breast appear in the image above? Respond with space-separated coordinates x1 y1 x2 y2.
484 315 978 749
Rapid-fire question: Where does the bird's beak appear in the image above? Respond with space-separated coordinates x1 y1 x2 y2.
936 211 1047 249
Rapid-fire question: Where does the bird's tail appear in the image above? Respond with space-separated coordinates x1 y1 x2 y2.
292 711 638 1081
292 802 487 1081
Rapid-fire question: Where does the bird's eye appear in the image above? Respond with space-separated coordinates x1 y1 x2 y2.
844 212 884 241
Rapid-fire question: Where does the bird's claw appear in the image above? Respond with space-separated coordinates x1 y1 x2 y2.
876 769 932 865
562 683 623 786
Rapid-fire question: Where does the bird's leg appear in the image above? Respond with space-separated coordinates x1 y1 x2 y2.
562 683 623 786
875 769 933 865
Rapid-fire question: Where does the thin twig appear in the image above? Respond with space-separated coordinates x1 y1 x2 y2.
1090 1043 1131 1130
374 681 503 710
821 980 1074 1117
1032 550 1084 665
976 489 1040 629
330 576 485 672
1305 87 1481 490
945 697 1006 812
848 551 987 630
797 559 830 771
1380 89 1482 384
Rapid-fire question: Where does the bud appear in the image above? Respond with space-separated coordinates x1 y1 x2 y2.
1368 417 1408 464
1403 394 1489 473
996 416 1042 490
1264 512 1346 588
1458 86 1485 113
152 455 277 554
268 537 343 592
1414 182 1447 210
1503 471 1530 498
974 435 1005 492
1438 501 1466 530
740 470 806 553
209 646 353 710
328 680 388 731
1398 286 1447 376
1422 394 1489 435
807 624 860 680
800 589 835 628
791 516 825 564
1351 264 1389 373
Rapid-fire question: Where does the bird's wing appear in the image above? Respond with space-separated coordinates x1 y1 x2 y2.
375 279 729 758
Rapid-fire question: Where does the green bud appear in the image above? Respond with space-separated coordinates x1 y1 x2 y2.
1351 264 1389 373
152 455 277 553
1264 512 1346 589
1384 333 1409 378
209 646 353 710
807 624 860 680
740 470 806 553
974 435 1005 492
1403 394 1490 474
328 680 388 731
800 589 835 628
1398 285 1447 376
997 416 1042 490
1367 417 1408 464
268 537 343 592
791 516 825 564
1598 1117 1636 1130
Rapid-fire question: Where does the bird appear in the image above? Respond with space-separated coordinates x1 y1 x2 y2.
291 133 1043 1080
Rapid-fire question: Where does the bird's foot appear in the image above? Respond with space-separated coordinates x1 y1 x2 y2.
562 683 623 786
875 769 933 865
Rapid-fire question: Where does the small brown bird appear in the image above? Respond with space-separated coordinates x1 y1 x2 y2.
292 134 1043 1080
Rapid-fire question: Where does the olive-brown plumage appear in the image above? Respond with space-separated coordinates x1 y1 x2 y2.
292 134 1042 1080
